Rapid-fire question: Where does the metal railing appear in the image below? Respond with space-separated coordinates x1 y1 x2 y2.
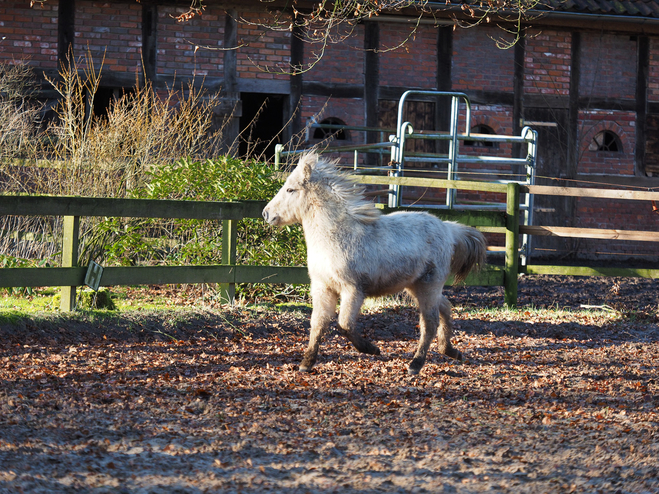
276 90 538 264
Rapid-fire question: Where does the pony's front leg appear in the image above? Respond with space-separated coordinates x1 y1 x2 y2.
300 285 338 372
337 288 380 356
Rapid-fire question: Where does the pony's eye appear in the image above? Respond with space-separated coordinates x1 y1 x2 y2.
286 188 296 193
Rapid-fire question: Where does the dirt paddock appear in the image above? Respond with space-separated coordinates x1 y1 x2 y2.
1 276 658 493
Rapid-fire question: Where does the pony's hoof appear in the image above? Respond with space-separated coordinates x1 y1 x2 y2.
408 358 424 375
299 357 316 372
445 347 463 361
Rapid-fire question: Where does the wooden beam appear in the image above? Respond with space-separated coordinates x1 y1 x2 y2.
354 175 509 193
141 3 158 83
0 265 311 289
567 32 580 180
289 23 304 138
364 21 380 168
521 265 659 279
220 219 237 304
504 182 520 307
520 225 659 242
60 215 80 311
512 35 525 160
636 35 649 176
0 196 266 220
58 0 75 68
522 185 659 201
436 25 452 154
301 82 364 99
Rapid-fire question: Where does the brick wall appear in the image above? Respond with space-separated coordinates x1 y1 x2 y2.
301 95 365 140
237 10 290 81
524 29 571 96
76 1 141 74
579 32 636 100
158 4 225 79
577 110 636 175
0 2 57 69
303 25 364 85
380 23 436 89
649 38 659 102
452 25 514 93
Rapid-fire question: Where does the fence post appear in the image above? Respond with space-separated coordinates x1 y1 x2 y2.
220 218 237 304
504 182 520 307
60 215 80 311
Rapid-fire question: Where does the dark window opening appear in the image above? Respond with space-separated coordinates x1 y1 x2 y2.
239 92 285 160
464 124 498 148
92 87 134 120
589 130 622 153
312 117 350 141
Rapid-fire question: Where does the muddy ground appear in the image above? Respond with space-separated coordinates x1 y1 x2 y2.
0 275 658 493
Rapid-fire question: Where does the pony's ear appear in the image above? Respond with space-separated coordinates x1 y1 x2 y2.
298 153 317 181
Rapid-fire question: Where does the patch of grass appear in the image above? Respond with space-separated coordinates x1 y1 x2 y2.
0 288 59 312
0 309 29 325
453 304 626 325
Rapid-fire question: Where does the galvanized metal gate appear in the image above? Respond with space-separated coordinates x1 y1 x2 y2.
275 90 538 263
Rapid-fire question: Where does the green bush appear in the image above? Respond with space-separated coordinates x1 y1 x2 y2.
83 156 307 302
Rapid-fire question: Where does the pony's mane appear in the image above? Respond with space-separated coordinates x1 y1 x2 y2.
306 154 380 225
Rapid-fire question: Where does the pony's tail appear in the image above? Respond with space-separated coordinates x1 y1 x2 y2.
449 223 487 284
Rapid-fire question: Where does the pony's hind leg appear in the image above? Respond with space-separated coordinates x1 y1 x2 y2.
300 285 338 372
407 287 440 375
337 287 380 356
407 287 462 375
437 295 463 361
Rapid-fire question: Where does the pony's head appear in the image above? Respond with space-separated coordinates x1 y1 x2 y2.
262 153 379 227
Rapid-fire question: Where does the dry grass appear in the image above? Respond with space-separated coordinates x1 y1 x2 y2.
0 54 230 265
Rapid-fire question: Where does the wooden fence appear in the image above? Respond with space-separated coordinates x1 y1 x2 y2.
1 177 658 311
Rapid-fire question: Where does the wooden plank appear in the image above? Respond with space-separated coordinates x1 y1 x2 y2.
636 36 649 176
0 265 308 289
505 183 520 307
364 21 380 158
0 196 266 220
520 225 659 242
58 0 75 68
522 185 659 201
141 3 157 83
0 264 499 289
2 266 237 288
100 266 236 286
521 265 659 279
0 268 86 288
220 219 237 303
355 175 508 194
236 266 310 284
60 215 80 311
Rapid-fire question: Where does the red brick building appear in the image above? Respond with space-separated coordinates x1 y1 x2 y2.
2 0 659 261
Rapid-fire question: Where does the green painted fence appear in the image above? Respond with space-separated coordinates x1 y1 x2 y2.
0 179 513 310
2 176 657 311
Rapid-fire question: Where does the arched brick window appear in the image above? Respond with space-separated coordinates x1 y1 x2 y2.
464 124 499 148
313 117 350 141
589 130 622 153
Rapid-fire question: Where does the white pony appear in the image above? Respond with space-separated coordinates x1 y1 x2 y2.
262 153 486 375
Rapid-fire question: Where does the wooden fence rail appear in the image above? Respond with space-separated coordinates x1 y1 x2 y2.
1 176 658 310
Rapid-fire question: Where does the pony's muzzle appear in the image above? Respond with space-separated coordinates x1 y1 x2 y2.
262 207 277 225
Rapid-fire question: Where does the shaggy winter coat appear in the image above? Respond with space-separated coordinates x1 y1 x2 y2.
262 153 487 374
